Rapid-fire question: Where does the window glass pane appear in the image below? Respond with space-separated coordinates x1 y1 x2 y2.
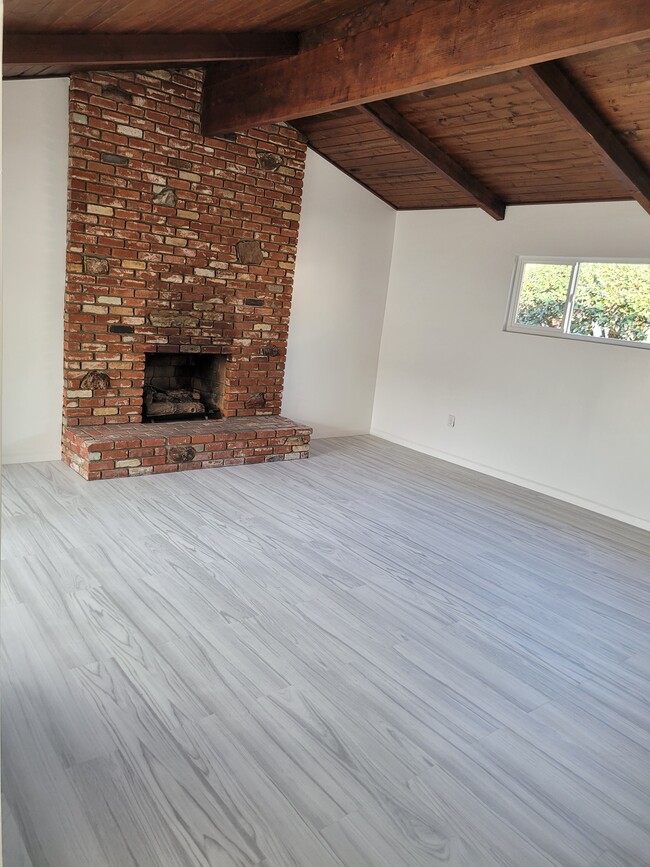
569 262 650 343
516 262 573 329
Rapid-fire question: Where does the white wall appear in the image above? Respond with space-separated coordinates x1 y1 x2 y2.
283 150 396 437
372 202 650 530
2 78 69 464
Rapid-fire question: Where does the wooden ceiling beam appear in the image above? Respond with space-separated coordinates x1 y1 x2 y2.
359 101 505 220
521 62 650 215
201 0 650 135
3 32 299 73
301 0 442 51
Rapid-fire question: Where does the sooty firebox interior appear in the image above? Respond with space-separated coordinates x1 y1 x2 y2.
143 353 227 422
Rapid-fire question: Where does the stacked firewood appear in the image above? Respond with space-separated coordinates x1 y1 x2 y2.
143 386 206 419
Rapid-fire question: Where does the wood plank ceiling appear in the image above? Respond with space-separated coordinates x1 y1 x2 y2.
294 41 650 210
5 0 650 213
2 0 369 33
293 40 650 209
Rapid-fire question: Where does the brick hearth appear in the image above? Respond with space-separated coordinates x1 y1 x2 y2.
61 67 310 479
64 417 312 480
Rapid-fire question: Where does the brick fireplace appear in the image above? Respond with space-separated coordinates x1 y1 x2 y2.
62 68 311 480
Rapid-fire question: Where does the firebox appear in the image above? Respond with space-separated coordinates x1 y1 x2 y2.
143 353 227 422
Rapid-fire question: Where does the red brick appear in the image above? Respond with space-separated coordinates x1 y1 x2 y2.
153 463 179 474
90 460 116 471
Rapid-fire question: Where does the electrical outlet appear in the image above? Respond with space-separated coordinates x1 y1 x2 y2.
448 414 456 428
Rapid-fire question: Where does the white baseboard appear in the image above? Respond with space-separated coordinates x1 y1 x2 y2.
370 428 650 533
1 449 62 466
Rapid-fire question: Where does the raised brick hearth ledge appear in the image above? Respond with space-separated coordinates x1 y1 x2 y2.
63 416 311 480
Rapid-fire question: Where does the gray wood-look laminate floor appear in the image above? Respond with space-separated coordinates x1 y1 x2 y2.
2 435 650 867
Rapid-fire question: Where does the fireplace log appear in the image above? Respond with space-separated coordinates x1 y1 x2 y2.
164 388 202 401
146 399 206 417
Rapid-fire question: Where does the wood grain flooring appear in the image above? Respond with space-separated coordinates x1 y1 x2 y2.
2 435 650 866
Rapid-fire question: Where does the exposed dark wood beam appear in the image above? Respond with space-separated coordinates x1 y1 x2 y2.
3 32 299 73
521 62 650 215
359 101 505 220
301 0 442 51
201 0 650 135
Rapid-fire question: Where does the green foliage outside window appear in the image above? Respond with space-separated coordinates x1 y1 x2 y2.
517 264 571 330
517 262 650 343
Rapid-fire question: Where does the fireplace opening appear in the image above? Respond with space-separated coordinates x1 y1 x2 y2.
143 353 227 422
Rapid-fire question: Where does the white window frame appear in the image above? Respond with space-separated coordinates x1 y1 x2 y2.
504 255 650 351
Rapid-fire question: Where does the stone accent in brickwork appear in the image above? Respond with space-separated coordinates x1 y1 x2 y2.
152 186 177 207
102 84 134 104
236 239 265 266
147 312 199 329
168 444 196 463
256 151 284 172
83 255 109 275
80 371 111 390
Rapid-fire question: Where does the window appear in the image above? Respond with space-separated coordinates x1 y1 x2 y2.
505 257 650 349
